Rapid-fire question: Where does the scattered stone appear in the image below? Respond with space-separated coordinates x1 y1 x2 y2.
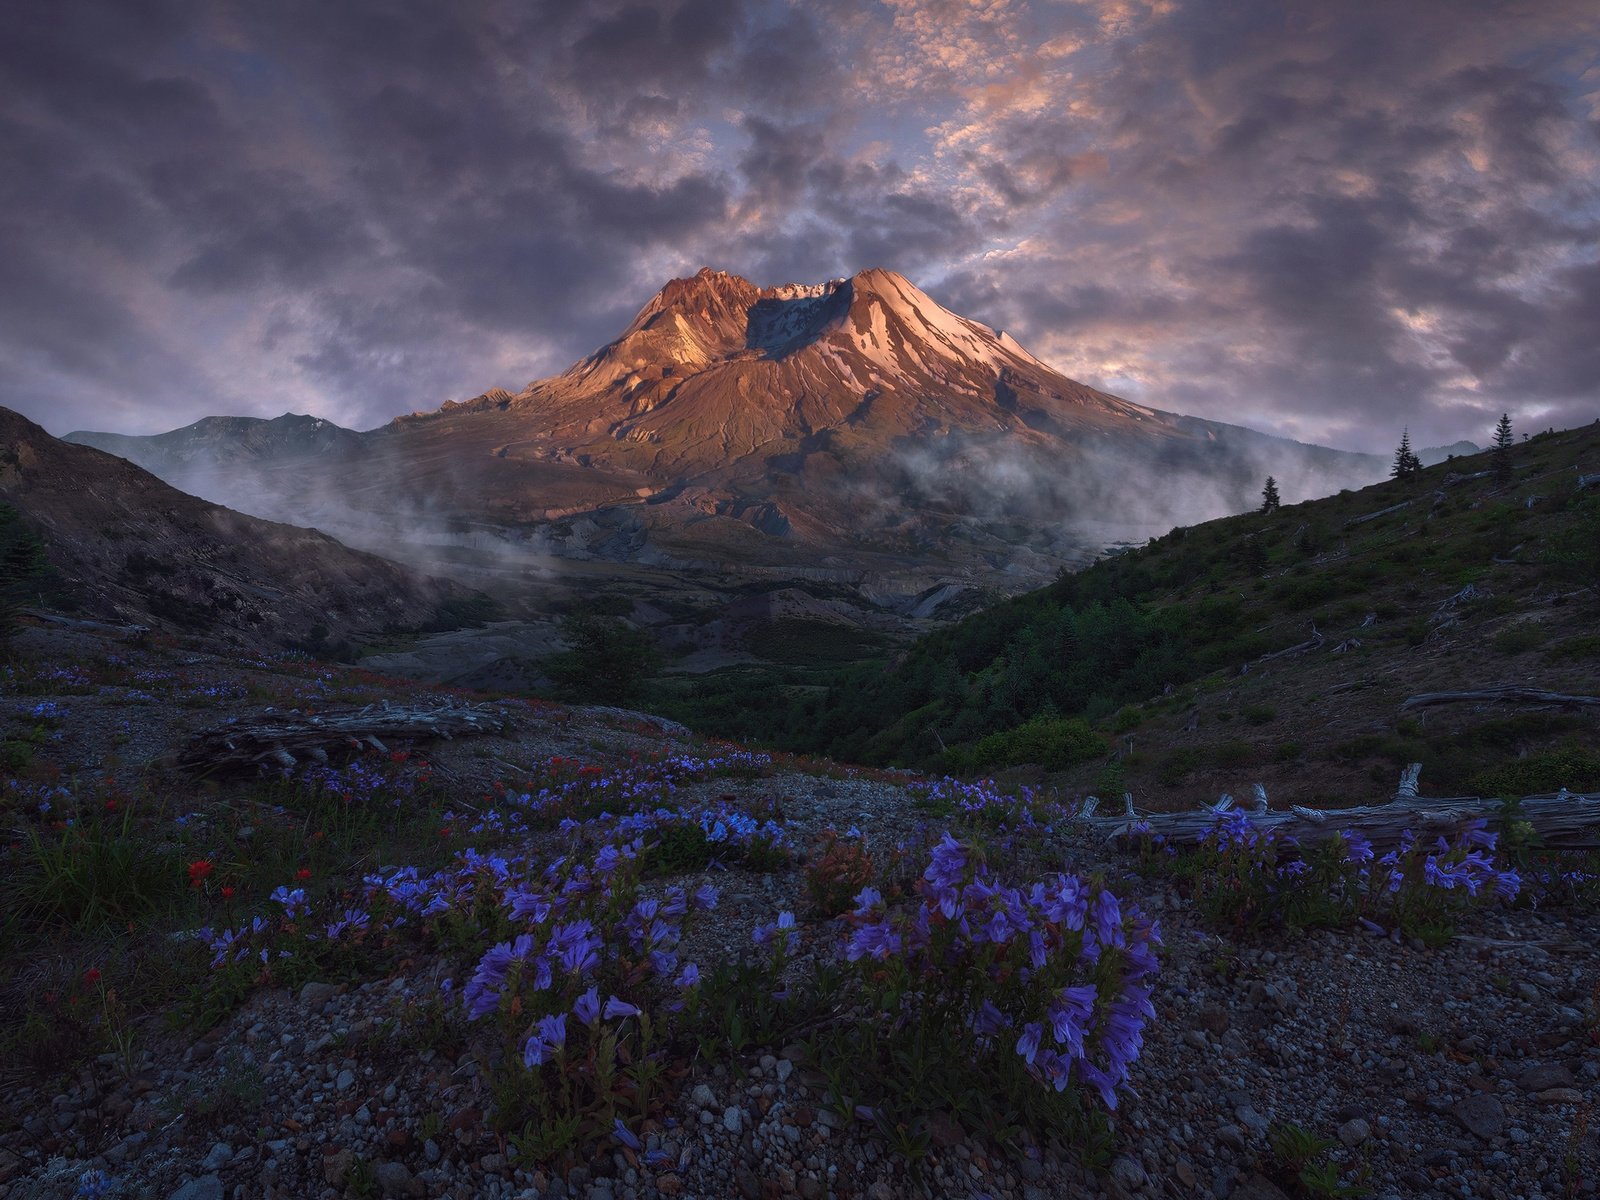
1538 1088 1585 1105
1338 1119 1371 1148
299 981 336 1009
1518 1064 1577 1092
167 1177 224 1200
374 1160 416 1198
201 1142 233 1171
1452 1094 1506 1140
722 1106 743 1133
1110 1155 1147 1192
1231 1175 1293 1200
323 1149 354 1187
336 1068 356 1091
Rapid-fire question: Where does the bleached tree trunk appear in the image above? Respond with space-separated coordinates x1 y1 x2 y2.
1085 768 1600 851
178 702 508 774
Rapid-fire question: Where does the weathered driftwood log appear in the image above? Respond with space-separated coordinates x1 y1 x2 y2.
1444 470 1491 487
1400 687 1600 712
1085 767 1600 851
1577 472 1600 491
177 703 507 774
1395 763 1422 800
1091 790 1600 851
22 609 150 638
1345 500 1411 527
1253 624 1324 666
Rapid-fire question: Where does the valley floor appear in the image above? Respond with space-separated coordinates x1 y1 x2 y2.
1 624 1596 1200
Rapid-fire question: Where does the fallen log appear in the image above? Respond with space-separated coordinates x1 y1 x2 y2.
1400 687 1600 712
177 702 508 775
1083 768 1600 851
1090 790 1600 851
21 608 150 638
1253 623 1324 665
1345 500 1411 527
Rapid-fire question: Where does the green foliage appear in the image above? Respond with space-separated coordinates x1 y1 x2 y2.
1157 746 1205 786
1268 1122 1369 1197
1470 741 1600 798
421 591 501 632
949 715 1106 773
1492 413 1514 483
5 804 189 942
1260 476 1281 513
1545 634 1600 662
1391 429 1421 481
543 614 662 705
0 502 48 641
1491 623 1545 654
744 618 888 666
646 423 1600 772
1544 497 1600 597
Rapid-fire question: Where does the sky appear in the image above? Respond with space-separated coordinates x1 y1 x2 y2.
2 0 1598 453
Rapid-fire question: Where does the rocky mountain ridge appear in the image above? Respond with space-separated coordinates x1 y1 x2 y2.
66 269 1386 617
2 407 473 653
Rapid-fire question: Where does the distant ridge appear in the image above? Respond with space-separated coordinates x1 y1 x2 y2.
66 267 1386 605
5 407 469 651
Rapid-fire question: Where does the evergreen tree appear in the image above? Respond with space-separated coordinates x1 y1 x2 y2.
542 613 661 705
1492 412 1513 483
1260 476 1281 513
0 503 48 643
1241 536 1268 576
1391 429 1421 481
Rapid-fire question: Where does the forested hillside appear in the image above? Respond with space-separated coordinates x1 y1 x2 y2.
652 422 1600 806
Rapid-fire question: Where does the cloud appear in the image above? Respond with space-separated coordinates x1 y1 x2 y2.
0 0 1594 451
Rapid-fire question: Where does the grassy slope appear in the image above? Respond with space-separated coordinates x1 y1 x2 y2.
655 423 1600 808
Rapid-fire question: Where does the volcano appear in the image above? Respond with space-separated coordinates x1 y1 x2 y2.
70 268 1383 610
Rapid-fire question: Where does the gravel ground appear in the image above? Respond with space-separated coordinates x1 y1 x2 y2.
2 627 1597 1200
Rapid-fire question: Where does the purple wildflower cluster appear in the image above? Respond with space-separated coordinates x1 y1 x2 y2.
843 832 1160 1108
908 777 1073 837
199 833 721 1079
297 757 431 809
458 848 718 1046
438 754 789 866
1169 811 1528 933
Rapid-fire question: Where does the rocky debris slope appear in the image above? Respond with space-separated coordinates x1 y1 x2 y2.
1 627 1595 1200
0 408 472 653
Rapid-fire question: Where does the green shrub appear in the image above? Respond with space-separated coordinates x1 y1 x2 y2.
956 716 1107 772
1158 746 1205 786
1241 704 1277 726
1491 624 1545 655
543 614 662 705
0 502 49 642
1545 635 1600 662
1544 497 1600 596
1211 740 1255 769
1471 741 1600 797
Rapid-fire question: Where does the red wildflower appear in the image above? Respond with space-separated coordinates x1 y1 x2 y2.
220 886 236 900
296 867 312 881
187 859 214 887
82 967 101 986
104 797 118 812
